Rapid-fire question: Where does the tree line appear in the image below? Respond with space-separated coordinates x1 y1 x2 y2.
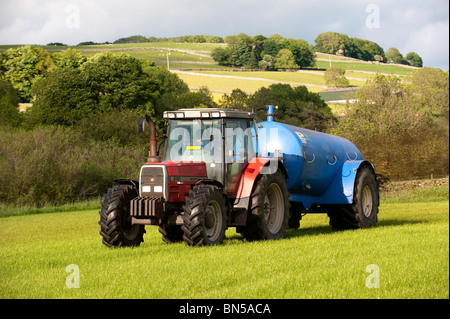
75 35 225 46
211 33 316 69
212 31 423 69
331 68 448 180
315 31 423 67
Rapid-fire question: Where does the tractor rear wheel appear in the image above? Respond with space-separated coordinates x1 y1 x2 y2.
328 165 379 230
242 170 290 241
182 185 228 247
98 184 145 247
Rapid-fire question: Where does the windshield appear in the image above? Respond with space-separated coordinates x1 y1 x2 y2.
164 119 222 163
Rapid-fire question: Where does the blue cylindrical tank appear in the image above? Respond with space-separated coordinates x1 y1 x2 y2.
255 120 363 196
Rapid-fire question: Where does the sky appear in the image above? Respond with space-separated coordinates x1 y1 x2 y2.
0 0 448 70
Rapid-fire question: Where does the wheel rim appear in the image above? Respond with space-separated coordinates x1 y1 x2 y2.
263 183 284 234
362 185 373 218
204 200 222 241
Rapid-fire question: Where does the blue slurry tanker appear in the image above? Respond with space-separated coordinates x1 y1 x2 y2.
99 105 379 247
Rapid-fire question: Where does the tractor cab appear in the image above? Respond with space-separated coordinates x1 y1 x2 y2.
162 108 257 196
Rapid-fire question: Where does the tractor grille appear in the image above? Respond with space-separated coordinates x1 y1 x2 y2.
130 196 165 218
140 165 166 198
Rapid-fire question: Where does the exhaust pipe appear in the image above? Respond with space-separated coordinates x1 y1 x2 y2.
147 116 161 162
138 116 161 162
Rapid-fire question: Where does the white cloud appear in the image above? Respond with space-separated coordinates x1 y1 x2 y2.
0 0 448 69
404 22 449 69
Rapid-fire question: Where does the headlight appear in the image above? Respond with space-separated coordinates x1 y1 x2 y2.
153 186 163 193
142 186 151 193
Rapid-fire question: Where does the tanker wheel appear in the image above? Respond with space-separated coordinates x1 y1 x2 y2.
98 184 145 247
182 184 228 247
328 165 379 230
242 170 290 241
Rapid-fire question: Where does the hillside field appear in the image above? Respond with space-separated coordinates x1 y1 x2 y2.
1 42 418 97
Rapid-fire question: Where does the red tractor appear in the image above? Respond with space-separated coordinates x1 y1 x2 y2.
99 107 379 247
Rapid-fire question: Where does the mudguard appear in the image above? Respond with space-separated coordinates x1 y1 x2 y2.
233 157 274 209
320 160 374 205
114 179 139 189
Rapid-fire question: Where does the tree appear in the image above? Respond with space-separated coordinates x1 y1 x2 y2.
205 36 224 43
212 34 315 68
52 48 87 69
224 33 253 47
230 39 251 67
314 32 350 54
245 50 260 69
385 47 407 64
346 38 385 61
211 47 232 65
274 49 299 69
81 53 154 111
324 66 349 87
406 52 423 67
315 32 385 62
175 86 217 109
28 53 189 126
2 45 56 102
259 55 275 70
0 50 6 75
330 74 449 179
261 38 283 57
27 68 97 127
247 83 335 130
408 67 449 119
113 35 148 44
0 79 21 126
219 88 249 110
284 39 316 68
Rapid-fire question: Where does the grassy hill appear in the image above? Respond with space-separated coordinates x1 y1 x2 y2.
63 42 416 99
1 42 420 103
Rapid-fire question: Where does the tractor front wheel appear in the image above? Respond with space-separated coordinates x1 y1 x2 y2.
98 184 145 247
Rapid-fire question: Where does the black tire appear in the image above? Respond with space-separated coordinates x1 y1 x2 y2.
242 170 290 241
98 184 145 247
182 185 228 247
328 165 379 230
159 225 184 244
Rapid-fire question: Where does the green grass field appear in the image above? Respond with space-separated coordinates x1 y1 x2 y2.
174 71 328 94
315 60 417 76
1 185 448 299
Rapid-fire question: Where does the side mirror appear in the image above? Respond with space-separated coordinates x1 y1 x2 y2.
137 117 146 133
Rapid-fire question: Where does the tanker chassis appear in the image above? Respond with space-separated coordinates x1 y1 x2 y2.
99 106 379 247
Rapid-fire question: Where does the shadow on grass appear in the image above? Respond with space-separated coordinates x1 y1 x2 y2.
376 218 424 227
224 217 425 244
